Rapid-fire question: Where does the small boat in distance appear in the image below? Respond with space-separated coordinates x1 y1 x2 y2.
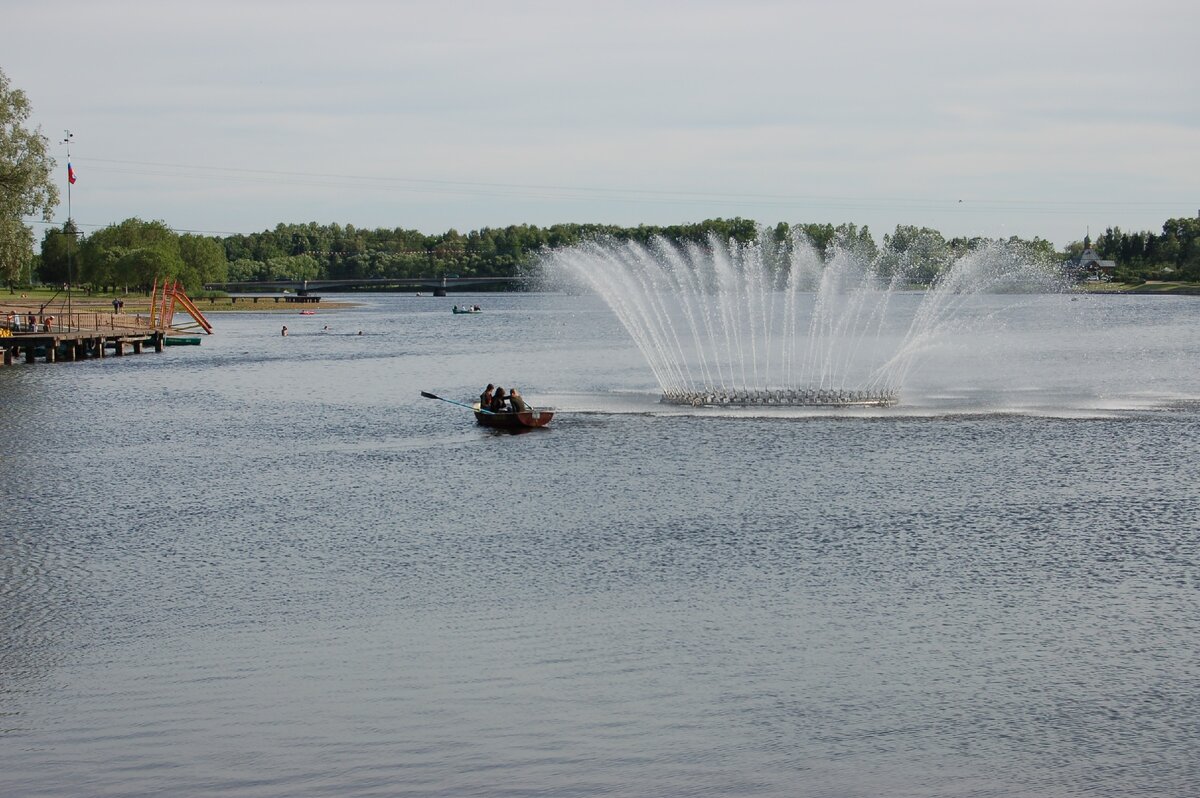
452 304 482 314
472 402 554 430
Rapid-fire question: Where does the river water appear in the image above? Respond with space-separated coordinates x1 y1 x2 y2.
2 292 1198 797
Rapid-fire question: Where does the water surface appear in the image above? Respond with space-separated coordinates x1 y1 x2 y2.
2 292 1198 797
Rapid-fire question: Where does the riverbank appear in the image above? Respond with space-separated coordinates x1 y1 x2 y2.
1079 280 1200 295
1 290 358 315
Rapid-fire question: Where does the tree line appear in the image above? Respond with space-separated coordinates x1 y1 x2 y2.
24 215 1200 293
1087 217 1200 282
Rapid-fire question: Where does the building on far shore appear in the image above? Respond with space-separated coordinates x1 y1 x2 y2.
1063 234 1117 282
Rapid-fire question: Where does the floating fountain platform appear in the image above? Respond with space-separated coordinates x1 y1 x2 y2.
661 388 898 408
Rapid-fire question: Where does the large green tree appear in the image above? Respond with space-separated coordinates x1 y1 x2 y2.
38 219 80 284
0 68 60 286
879 225 951 282
80 218 183 291
0 217 33 287
177 233 228 287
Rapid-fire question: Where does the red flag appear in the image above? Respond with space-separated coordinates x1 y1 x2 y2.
68 162 76 184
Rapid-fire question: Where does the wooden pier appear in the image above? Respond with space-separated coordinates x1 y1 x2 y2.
2 280 212 367
1 327 166 366
1 309 175 367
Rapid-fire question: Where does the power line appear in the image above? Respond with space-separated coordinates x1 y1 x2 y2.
75 156 1189 212
22 154 1194 241
23 218 245 236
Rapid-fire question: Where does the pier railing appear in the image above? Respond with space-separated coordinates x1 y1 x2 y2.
4 312 162 335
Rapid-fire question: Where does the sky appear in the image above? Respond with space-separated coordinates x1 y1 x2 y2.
4 0 1198 247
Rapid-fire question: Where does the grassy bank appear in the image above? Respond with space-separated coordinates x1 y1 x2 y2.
1079 281 1200 295
1 289 356 313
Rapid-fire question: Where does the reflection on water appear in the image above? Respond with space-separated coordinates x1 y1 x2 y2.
1 293 1199 797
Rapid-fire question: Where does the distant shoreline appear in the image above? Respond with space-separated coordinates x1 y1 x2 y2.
5 280 1199 320
1077 281 1200 296
1 294 360 315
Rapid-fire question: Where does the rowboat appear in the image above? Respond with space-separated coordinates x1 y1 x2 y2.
164 336 201 346
452 306 481 314
472 402 554 429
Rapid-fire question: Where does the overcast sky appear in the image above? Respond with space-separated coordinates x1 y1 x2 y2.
4 0 1197 246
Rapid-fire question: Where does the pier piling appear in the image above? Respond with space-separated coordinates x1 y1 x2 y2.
1 330 171 366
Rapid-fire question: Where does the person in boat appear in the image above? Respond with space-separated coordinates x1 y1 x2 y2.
509 387 528 413
281 325 288 336
490 386 508 412
480 383 494 409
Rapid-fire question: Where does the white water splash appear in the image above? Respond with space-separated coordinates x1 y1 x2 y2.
541 227 1059 405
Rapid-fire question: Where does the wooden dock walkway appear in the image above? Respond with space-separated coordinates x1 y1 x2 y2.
3 281 213 367
1 314 169 367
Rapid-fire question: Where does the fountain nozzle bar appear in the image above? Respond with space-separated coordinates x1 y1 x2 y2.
661 388 898 408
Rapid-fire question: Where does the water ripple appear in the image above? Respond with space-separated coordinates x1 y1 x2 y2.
2 295 1199 796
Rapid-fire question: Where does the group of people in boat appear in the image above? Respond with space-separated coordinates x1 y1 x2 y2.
479 383 528 413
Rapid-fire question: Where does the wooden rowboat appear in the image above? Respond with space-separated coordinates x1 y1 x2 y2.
472 402 554 429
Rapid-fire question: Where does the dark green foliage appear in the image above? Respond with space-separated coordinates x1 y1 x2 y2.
211 218 763 284
1 68 60 286
75 218 227 292
41 213 1200 291
1091 217 1200 281
38 220 79 284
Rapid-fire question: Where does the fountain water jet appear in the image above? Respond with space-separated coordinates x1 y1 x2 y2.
542 228 1059 407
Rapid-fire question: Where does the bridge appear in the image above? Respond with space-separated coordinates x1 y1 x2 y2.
203 276 529 297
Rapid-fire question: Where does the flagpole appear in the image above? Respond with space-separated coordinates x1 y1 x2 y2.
62 130 73 331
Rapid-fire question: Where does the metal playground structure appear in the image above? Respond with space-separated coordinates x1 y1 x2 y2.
150 278 213 335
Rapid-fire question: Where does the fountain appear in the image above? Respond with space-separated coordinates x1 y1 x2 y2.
542 227 1059 407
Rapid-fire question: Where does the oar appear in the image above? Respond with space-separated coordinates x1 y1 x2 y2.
420 390 496 415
